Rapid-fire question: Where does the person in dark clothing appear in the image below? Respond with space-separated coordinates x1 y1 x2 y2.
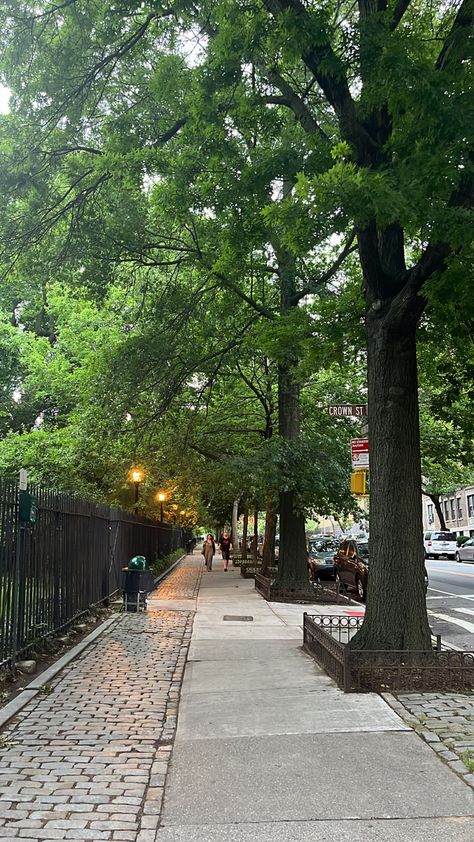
219 530 232 571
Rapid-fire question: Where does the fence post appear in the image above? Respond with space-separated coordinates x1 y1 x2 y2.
108 508 121 598
303 612 307 644
343 642 351 692
11 490 22 670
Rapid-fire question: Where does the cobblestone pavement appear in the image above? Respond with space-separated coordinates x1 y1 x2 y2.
0 555 202 842
154 554 203 601
384 692 474 789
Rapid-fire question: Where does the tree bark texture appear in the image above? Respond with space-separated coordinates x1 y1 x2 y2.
262 499 277 573
271 236 313 596
274 362 312 595
242 509 248 558
351 310 432 650
253 508 259 561
231 498 239 556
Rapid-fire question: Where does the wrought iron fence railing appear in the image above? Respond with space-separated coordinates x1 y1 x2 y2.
0 480 187 670
303 613 474 693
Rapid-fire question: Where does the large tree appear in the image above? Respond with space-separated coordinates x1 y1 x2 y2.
1 1 473 645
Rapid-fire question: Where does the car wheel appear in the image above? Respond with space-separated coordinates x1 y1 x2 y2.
335 572 344 592
356 575 366 601
456 551 461 563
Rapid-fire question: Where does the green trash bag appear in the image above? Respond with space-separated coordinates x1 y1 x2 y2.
128 555 147 570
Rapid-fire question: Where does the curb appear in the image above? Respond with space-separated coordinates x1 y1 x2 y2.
0 553 189 730
381 691 474 790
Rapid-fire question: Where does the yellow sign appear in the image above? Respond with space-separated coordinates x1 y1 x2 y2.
351 471 367 495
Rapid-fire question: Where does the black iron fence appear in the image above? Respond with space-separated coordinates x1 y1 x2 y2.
303 614 474 693
0 480 187 670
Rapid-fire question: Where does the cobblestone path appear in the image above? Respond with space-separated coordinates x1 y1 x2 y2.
154 553 203 601
0 555 201 841
386 692 474 788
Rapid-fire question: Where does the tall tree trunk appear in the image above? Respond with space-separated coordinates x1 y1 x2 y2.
262 498 277 573
351 310 431 650
231 498 239 555
271 236 313 598
252 508 259 561
242 508 248 559
273 363 312 595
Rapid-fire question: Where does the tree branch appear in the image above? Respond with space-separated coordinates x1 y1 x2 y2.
203 264 276 320
260 64 331 143
293 232 358 302
436 0 474 71
389 0 413 31
263 0 378 161
35 145 104 157
154 117 188 145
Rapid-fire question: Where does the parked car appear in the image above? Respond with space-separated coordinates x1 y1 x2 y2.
455 538 474 563
334 539 369 600
335 539 429 601
307 538 339 582
423 531 457 560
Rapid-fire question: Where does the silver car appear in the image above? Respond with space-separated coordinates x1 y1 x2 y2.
456 538 474 563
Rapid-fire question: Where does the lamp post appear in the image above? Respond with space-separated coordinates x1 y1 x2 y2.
129 468 144 515
157 491 166 522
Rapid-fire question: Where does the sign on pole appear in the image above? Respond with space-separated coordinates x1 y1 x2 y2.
351 438 369 469
328 405 367 418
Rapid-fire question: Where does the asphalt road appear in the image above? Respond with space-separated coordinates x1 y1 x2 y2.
426 558 474 650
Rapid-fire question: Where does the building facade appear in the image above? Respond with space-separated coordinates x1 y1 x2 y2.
422 485 474 537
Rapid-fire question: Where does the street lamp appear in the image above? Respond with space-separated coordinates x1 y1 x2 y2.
129 467 144 515
157 491 166 522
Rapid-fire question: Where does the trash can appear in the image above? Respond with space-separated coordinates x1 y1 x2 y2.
121 558 154 612
128 555 146 570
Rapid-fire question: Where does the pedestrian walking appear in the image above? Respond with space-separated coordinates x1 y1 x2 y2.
202 534 215 571
219 530 232 571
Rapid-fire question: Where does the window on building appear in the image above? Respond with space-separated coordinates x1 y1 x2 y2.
468 495 474 518
450 498 455 520
457 497 462 519
427 504 434 524
444 500 449 520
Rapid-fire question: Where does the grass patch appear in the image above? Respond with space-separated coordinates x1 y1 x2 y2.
460 750 474 772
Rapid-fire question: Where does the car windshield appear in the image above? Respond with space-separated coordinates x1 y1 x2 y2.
309 540 337 552
434 533 456 541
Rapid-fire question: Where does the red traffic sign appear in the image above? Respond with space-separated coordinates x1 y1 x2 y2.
351 438 369 469
328 405 367 417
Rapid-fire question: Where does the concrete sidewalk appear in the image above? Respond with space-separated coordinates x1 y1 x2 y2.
154 555 474 841
0 552 473 841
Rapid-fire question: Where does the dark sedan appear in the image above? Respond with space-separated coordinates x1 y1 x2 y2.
308 538 339 582
335 539 429 601
334 539 368 599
